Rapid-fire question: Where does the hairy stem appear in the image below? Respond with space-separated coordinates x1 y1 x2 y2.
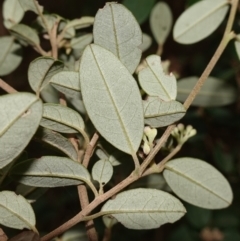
77 133 99 241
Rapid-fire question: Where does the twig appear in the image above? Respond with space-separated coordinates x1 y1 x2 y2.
142 144 182 177
49 21 59 59
0 79 18 93
77 132 100 241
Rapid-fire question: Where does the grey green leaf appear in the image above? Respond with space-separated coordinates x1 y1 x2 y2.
138 55 177 100
71 33 93 59
101 188 186 229
40 84 59 104
10 24 40 46
50 71 81 99
163 157 233 209
150 2 173 45
19 0 43 14
173 0 229 44
28 57 64 93
122 0 156 24
40 104 86 137
36 14 57 33
61 227 88 241
36 127 78 161
177 76 237 107
0 191 36 231
143 97 186 128
0 93 42 168
234 37 240 60
16 184 48 203
11 156 91 187
0 36 22 76
64 17 94 30
139 33 152 52
3 0 24 29
79 44 144 155
93 2 142 74
92 160 113 185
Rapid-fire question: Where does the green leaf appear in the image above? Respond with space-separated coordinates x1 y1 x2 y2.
101 188 186 229
173 0 229 44
93 2 142 74
0 191 36 231
143 97 186 128
138 55 177 100
139 33 152 52
11 156 91 187
10 24 40 46
16 184 48 203
150 2 173 45
163 157 233 209
35 127 78 162
19 0 43 14
122 0 156 24
3 0 24 29
92 160 113 185
40 104 85 136
64 17 94 30
0 93 42 169
28 57 64 93
80 44 144 155
0 36 22 76
50 71 81 99
177 76 237 107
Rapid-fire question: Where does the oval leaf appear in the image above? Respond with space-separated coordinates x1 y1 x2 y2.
173 0 229 44
50 71 80 99
138 55 177 100
93 2 142 74
122 0 156 24
28 57 64 93
101 188 186 229
139 33 152 52
40 104 85 136
177 76 237 107
0 93 42 168
3 0 24 29
19 0 43 14
144 97 186 128
92 160 113 185
11 156 91 187
10 24 40 46
0 191 36 231
150 2 173 45
163 157 233 209
234 38 240 60
35 127 78 162
80 44 144 155
0 36 22 76
65 17 94 30
16 184 48 203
